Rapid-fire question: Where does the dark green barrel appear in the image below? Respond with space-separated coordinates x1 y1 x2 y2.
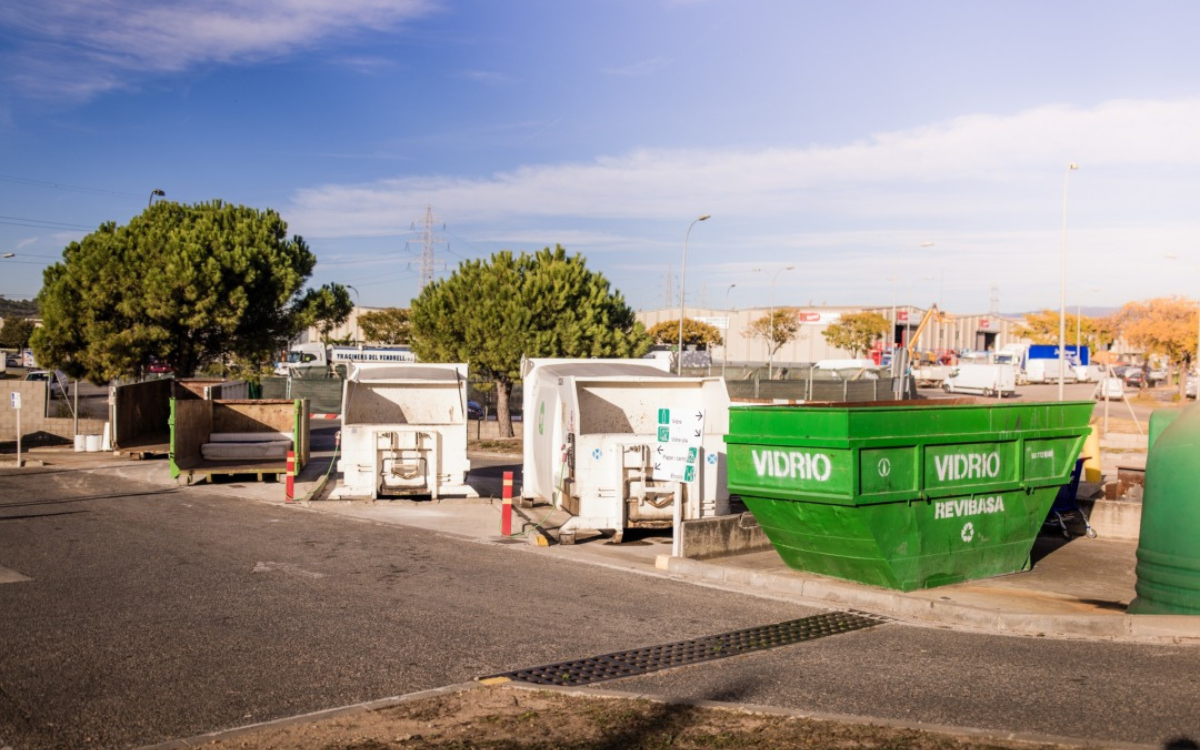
725 400 1093 591
1129 403 1200 614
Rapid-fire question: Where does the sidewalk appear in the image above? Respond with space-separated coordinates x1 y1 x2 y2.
9 442 1199 646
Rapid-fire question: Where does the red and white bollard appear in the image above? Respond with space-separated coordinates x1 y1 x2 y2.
285 450 296 503
501 471 514 535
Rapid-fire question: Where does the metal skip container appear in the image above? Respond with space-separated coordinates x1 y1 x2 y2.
725 399 1093 591
334 363 473 500
521 358 731 542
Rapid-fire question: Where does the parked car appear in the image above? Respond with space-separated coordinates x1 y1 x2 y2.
23 369 70 398
1187 374 1197 399
1093 377 1125 401
1121 367 1146 389
467 400 485 420
147 361 173 374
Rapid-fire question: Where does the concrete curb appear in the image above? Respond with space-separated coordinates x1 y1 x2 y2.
133 682 482 749
659 555 1200 644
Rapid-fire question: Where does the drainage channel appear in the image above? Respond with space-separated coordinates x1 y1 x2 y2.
481 610 888 688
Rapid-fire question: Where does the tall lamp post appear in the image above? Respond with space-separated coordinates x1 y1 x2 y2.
722 283 736 378
677 214 711 375
148 189 165 208
891 242 935 358
766 265 795 380
1059 163 1079 401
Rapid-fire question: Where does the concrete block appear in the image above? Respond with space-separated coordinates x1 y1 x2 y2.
1087 499 1142 541
680 513 773 559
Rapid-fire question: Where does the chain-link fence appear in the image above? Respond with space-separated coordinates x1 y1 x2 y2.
260 376 344 414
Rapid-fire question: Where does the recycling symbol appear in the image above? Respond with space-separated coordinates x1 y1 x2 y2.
961 522 975 543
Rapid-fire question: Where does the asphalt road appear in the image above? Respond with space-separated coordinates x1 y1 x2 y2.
3 456 1200 749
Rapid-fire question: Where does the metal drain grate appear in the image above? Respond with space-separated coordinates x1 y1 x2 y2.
481 610 887 687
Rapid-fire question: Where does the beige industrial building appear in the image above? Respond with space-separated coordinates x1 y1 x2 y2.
635 305 1030 367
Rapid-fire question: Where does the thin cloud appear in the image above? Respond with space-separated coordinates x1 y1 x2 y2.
290 97 1200 236
287 96 1200 311
459 69 510 84
0 0 437 100
603 56 672 77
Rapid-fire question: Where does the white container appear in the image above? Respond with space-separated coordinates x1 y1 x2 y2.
333 363 473 500
521 357 731 540
85 434 102 452
74 435 86 452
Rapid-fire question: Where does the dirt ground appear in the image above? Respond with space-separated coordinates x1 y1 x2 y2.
192 683 1077 750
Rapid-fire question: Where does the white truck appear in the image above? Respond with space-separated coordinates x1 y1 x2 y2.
941 363 1017 397
1025 357 1077 385
275 342 416 377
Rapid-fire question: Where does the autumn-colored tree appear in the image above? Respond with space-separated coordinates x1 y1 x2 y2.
1118 296 1199 395
358 308 411 345
1021 309 1110 351
822 311 889 357
645 318 723 349
744 308 800 359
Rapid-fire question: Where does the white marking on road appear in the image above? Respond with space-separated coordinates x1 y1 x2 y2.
0 565 32 584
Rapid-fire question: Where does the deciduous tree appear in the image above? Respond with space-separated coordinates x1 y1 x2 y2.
645 318 723 348
295 283 353 345
1021 309 1110 351
0 317 36 350
1118 296 1199 395
821 311 889 357
743 308 800 359
358 308 411 345
410 245 650 436
32 200 315 382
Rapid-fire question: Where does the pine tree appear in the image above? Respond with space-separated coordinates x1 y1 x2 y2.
410 246 651 436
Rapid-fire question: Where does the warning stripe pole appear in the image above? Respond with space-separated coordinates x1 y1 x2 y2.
285 450 296 503
501 471 514 536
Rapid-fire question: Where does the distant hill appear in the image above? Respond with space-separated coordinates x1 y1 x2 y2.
0 298 39 318
1008 307 1118 319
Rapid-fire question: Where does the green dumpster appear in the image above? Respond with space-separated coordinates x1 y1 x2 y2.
725 399 1093 591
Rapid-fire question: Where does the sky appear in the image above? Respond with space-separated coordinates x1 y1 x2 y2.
3 0 1200 317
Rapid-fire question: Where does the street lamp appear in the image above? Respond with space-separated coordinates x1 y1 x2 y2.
677 214 711 375
148 189 165 208
766 265 795 380
722 283 736 378
891 242 935 358
1059 163 1079 401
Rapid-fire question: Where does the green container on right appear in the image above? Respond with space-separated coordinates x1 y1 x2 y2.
1130 403 1200 615
725 400 1093 591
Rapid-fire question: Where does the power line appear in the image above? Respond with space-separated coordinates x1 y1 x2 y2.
0 174 142 199
0 215 95 231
